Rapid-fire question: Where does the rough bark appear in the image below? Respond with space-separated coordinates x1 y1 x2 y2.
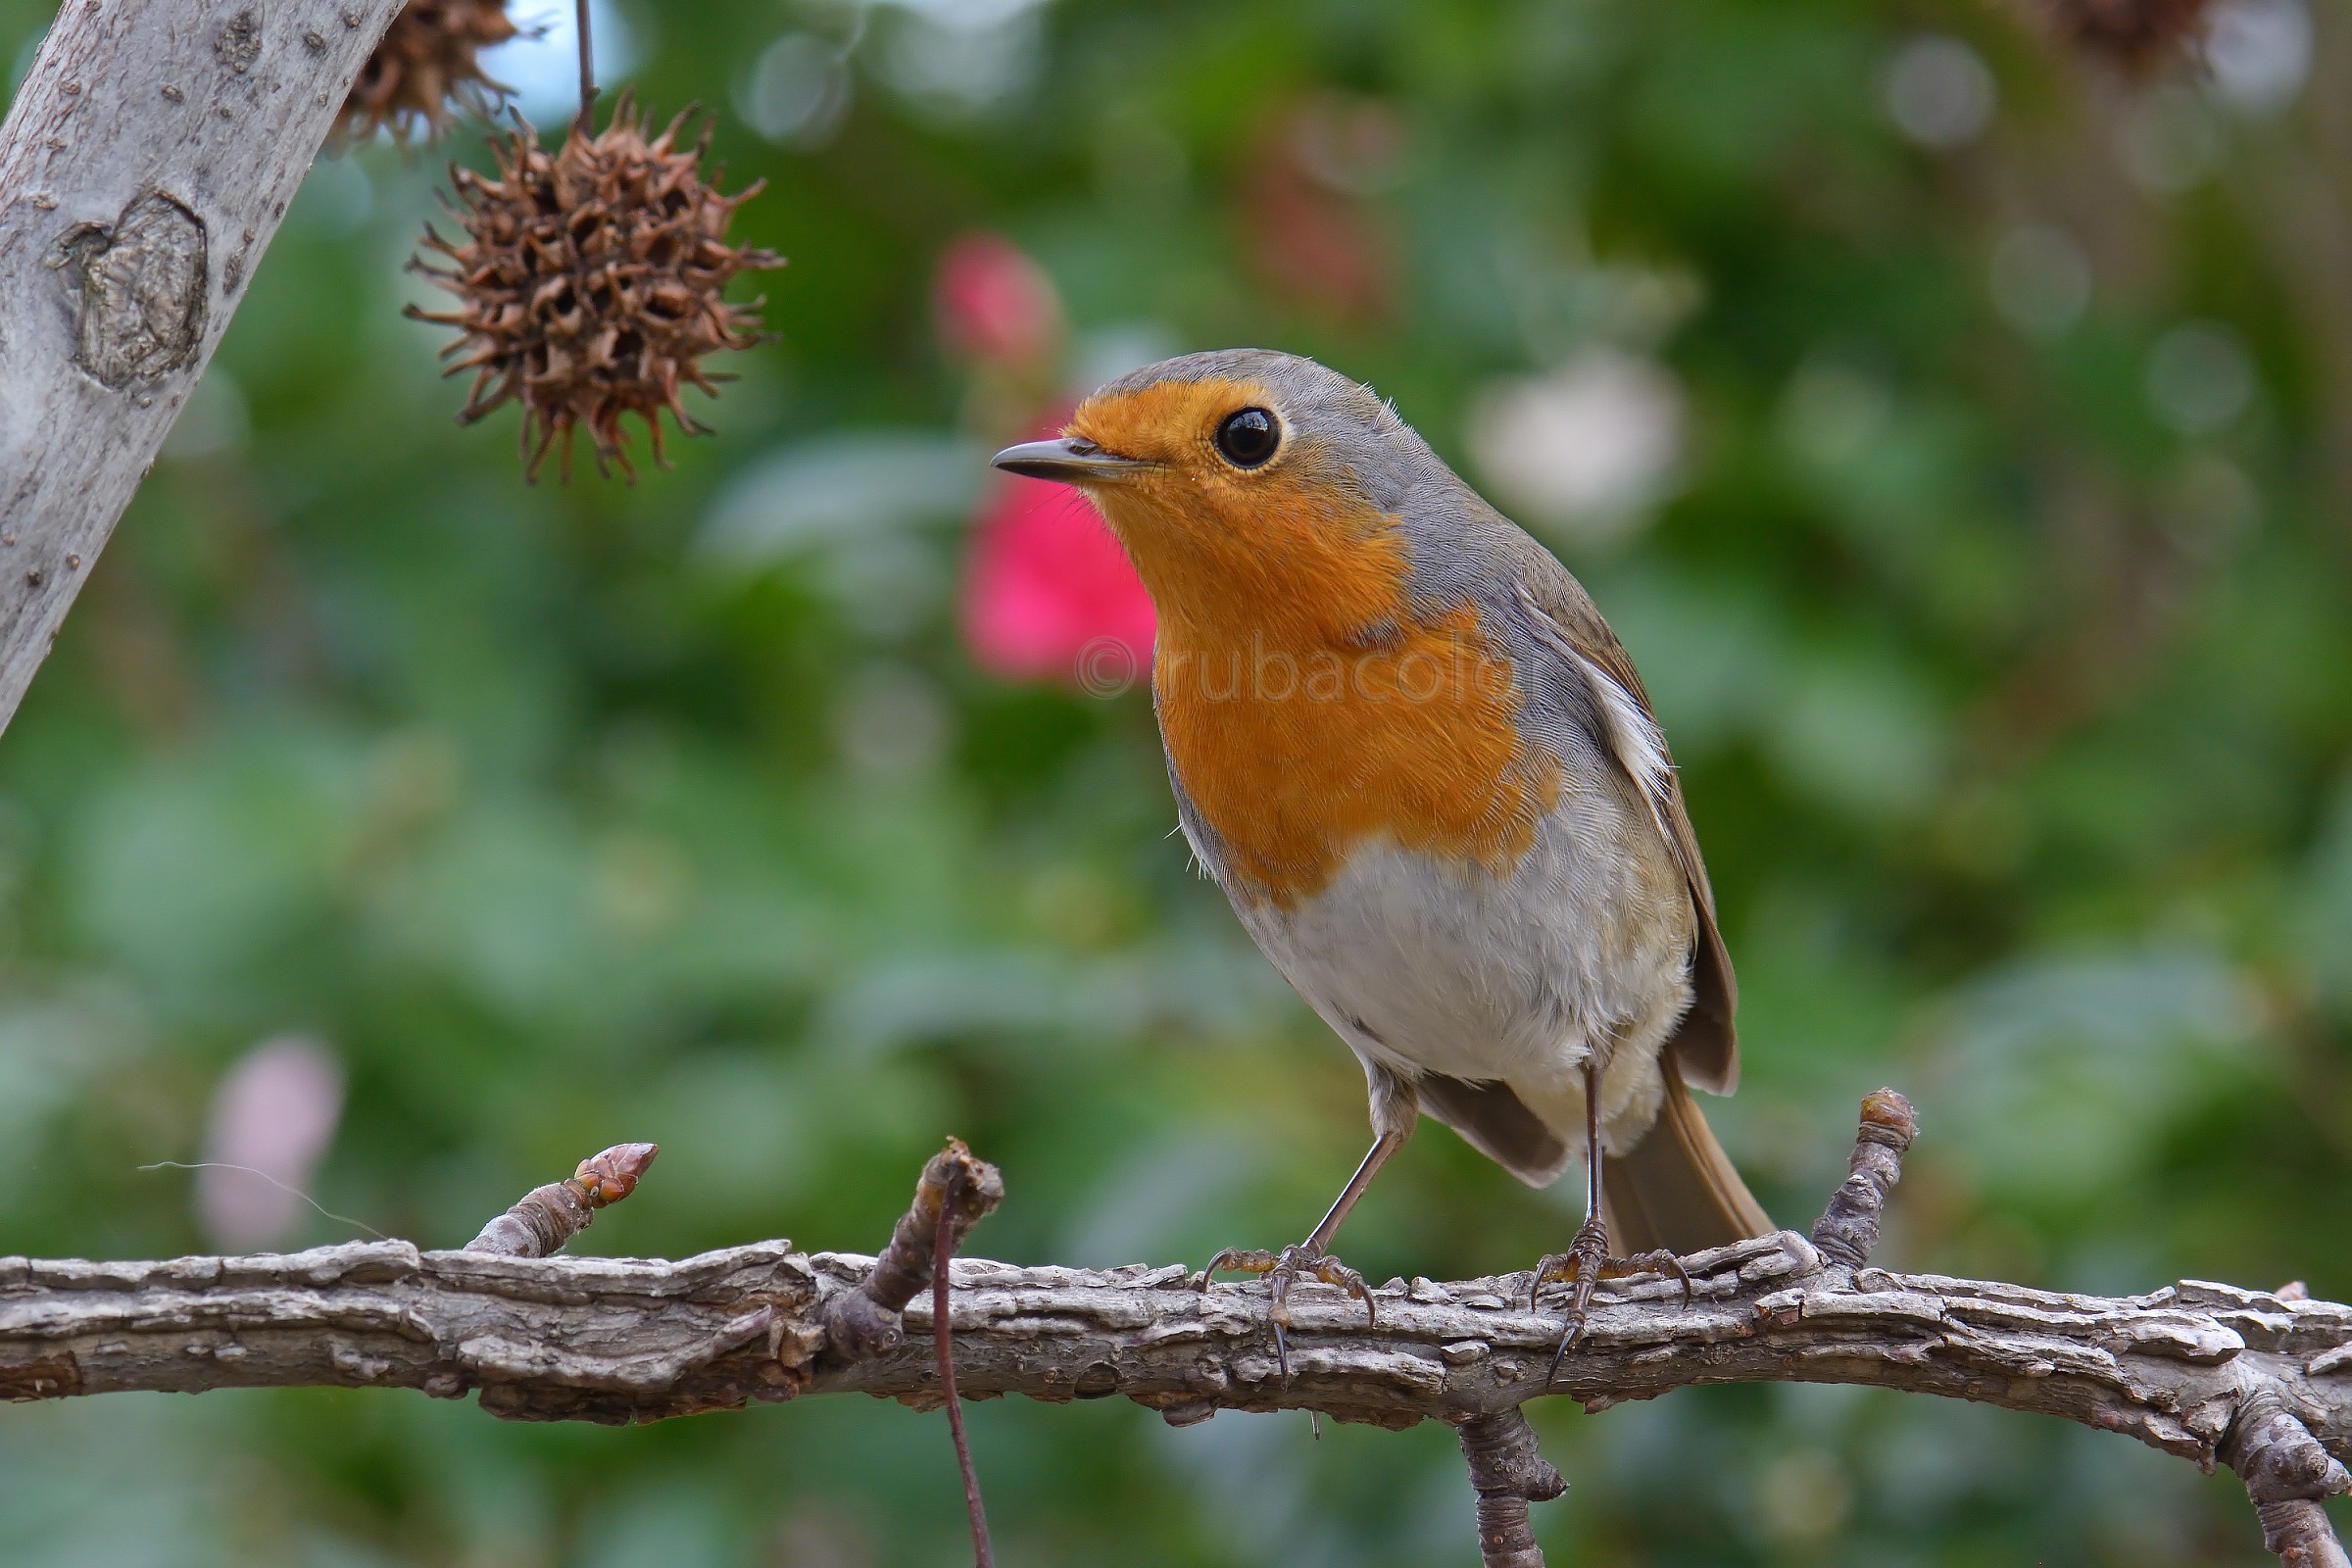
2229 1389 2352 1568
0 0 406 732
1 1230 2345 1459
4 1100 2345 1565
1457 1409 1567 1567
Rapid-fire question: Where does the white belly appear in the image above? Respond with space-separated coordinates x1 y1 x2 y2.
1217 772 1696 1155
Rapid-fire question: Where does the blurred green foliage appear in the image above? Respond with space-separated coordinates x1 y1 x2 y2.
4 0 2351 1560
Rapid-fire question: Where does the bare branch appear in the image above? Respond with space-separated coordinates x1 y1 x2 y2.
1 1098 2345 1563
0 0 408 735
2228 1389 2352 1568
932 1151 999 1568
2 1230 2344 1446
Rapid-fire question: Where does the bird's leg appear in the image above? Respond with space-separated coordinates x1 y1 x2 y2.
1531 1058 1692 1385
1200 1128 1399 1384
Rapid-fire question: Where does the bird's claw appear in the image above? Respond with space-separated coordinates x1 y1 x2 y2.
1530 1220 1692 1386
1200 1242 1376 1387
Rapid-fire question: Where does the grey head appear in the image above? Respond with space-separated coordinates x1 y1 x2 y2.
988 346 1569 632
993 348 1468 519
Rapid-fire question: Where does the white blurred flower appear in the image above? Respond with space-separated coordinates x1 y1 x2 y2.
739 32 854 148
873 0 1046 122
197 1036 345 1252
1468 352 1685 547
2205 0 2311 115
1882 35 1996 150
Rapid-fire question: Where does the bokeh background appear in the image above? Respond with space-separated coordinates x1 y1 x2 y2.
4 0 2351 1560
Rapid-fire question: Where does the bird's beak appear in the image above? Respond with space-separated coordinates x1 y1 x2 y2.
990 437 1156 484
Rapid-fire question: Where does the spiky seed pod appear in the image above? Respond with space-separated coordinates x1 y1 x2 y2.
2016 0 2217 71
337 0 518 143
407 99 785 480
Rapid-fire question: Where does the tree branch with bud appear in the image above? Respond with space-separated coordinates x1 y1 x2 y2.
1 1093 2344 1567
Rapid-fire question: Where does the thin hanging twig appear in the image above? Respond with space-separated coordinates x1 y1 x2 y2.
936 1161 996 1568
572 0 595 134
135 1161 388 1241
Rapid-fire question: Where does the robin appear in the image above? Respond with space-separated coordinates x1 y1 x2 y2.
993 349 1772 1373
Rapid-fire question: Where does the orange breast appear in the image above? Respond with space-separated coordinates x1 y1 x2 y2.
1152 587 1562 908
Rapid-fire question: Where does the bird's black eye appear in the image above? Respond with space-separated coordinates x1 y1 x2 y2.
1214 407 1280 468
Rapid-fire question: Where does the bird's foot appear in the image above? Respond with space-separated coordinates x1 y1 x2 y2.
1199 1242 1376 1386
1529 1218 1691 1386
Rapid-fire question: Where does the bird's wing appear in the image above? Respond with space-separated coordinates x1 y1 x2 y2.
1506 566 1739 1095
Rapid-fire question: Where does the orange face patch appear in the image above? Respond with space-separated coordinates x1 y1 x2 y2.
1070 378 1561 906
1070 378 1401 644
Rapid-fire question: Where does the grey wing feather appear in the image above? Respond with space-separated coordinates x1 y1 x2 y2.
1490 543 1740 1096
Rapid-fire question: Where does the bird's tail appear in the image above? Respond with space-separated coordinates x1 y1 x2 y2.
1602 1067 1774 1254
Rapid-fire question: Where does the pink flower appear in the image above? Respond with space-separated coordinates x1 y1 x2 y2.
933 232 1064 367
197 1036 346 1252
1468 352 1685 546
935 238 1152 690
962 416 1155 689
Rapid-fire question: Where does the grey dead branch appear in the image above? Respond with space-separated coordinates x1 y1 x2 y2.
1 1098 2347 1567
0 0 408 734
5 1228 2346 1447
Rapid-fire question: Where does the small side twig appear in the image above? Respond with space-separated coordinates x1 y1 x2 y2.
814 1138 1004 1567
1809 1087 1917 1268
465 1143 658 1257
936 1161 995 1568
820 1138 1004 1360
2223 1390 2352 1568
1457 1409 1568 1568
571 0 596 134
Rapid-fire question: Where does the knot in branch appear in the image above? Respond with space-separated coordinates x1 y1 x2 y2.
821 1138 1004 1361
2222 1389 2352 1568
2226 1390 2351 1503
